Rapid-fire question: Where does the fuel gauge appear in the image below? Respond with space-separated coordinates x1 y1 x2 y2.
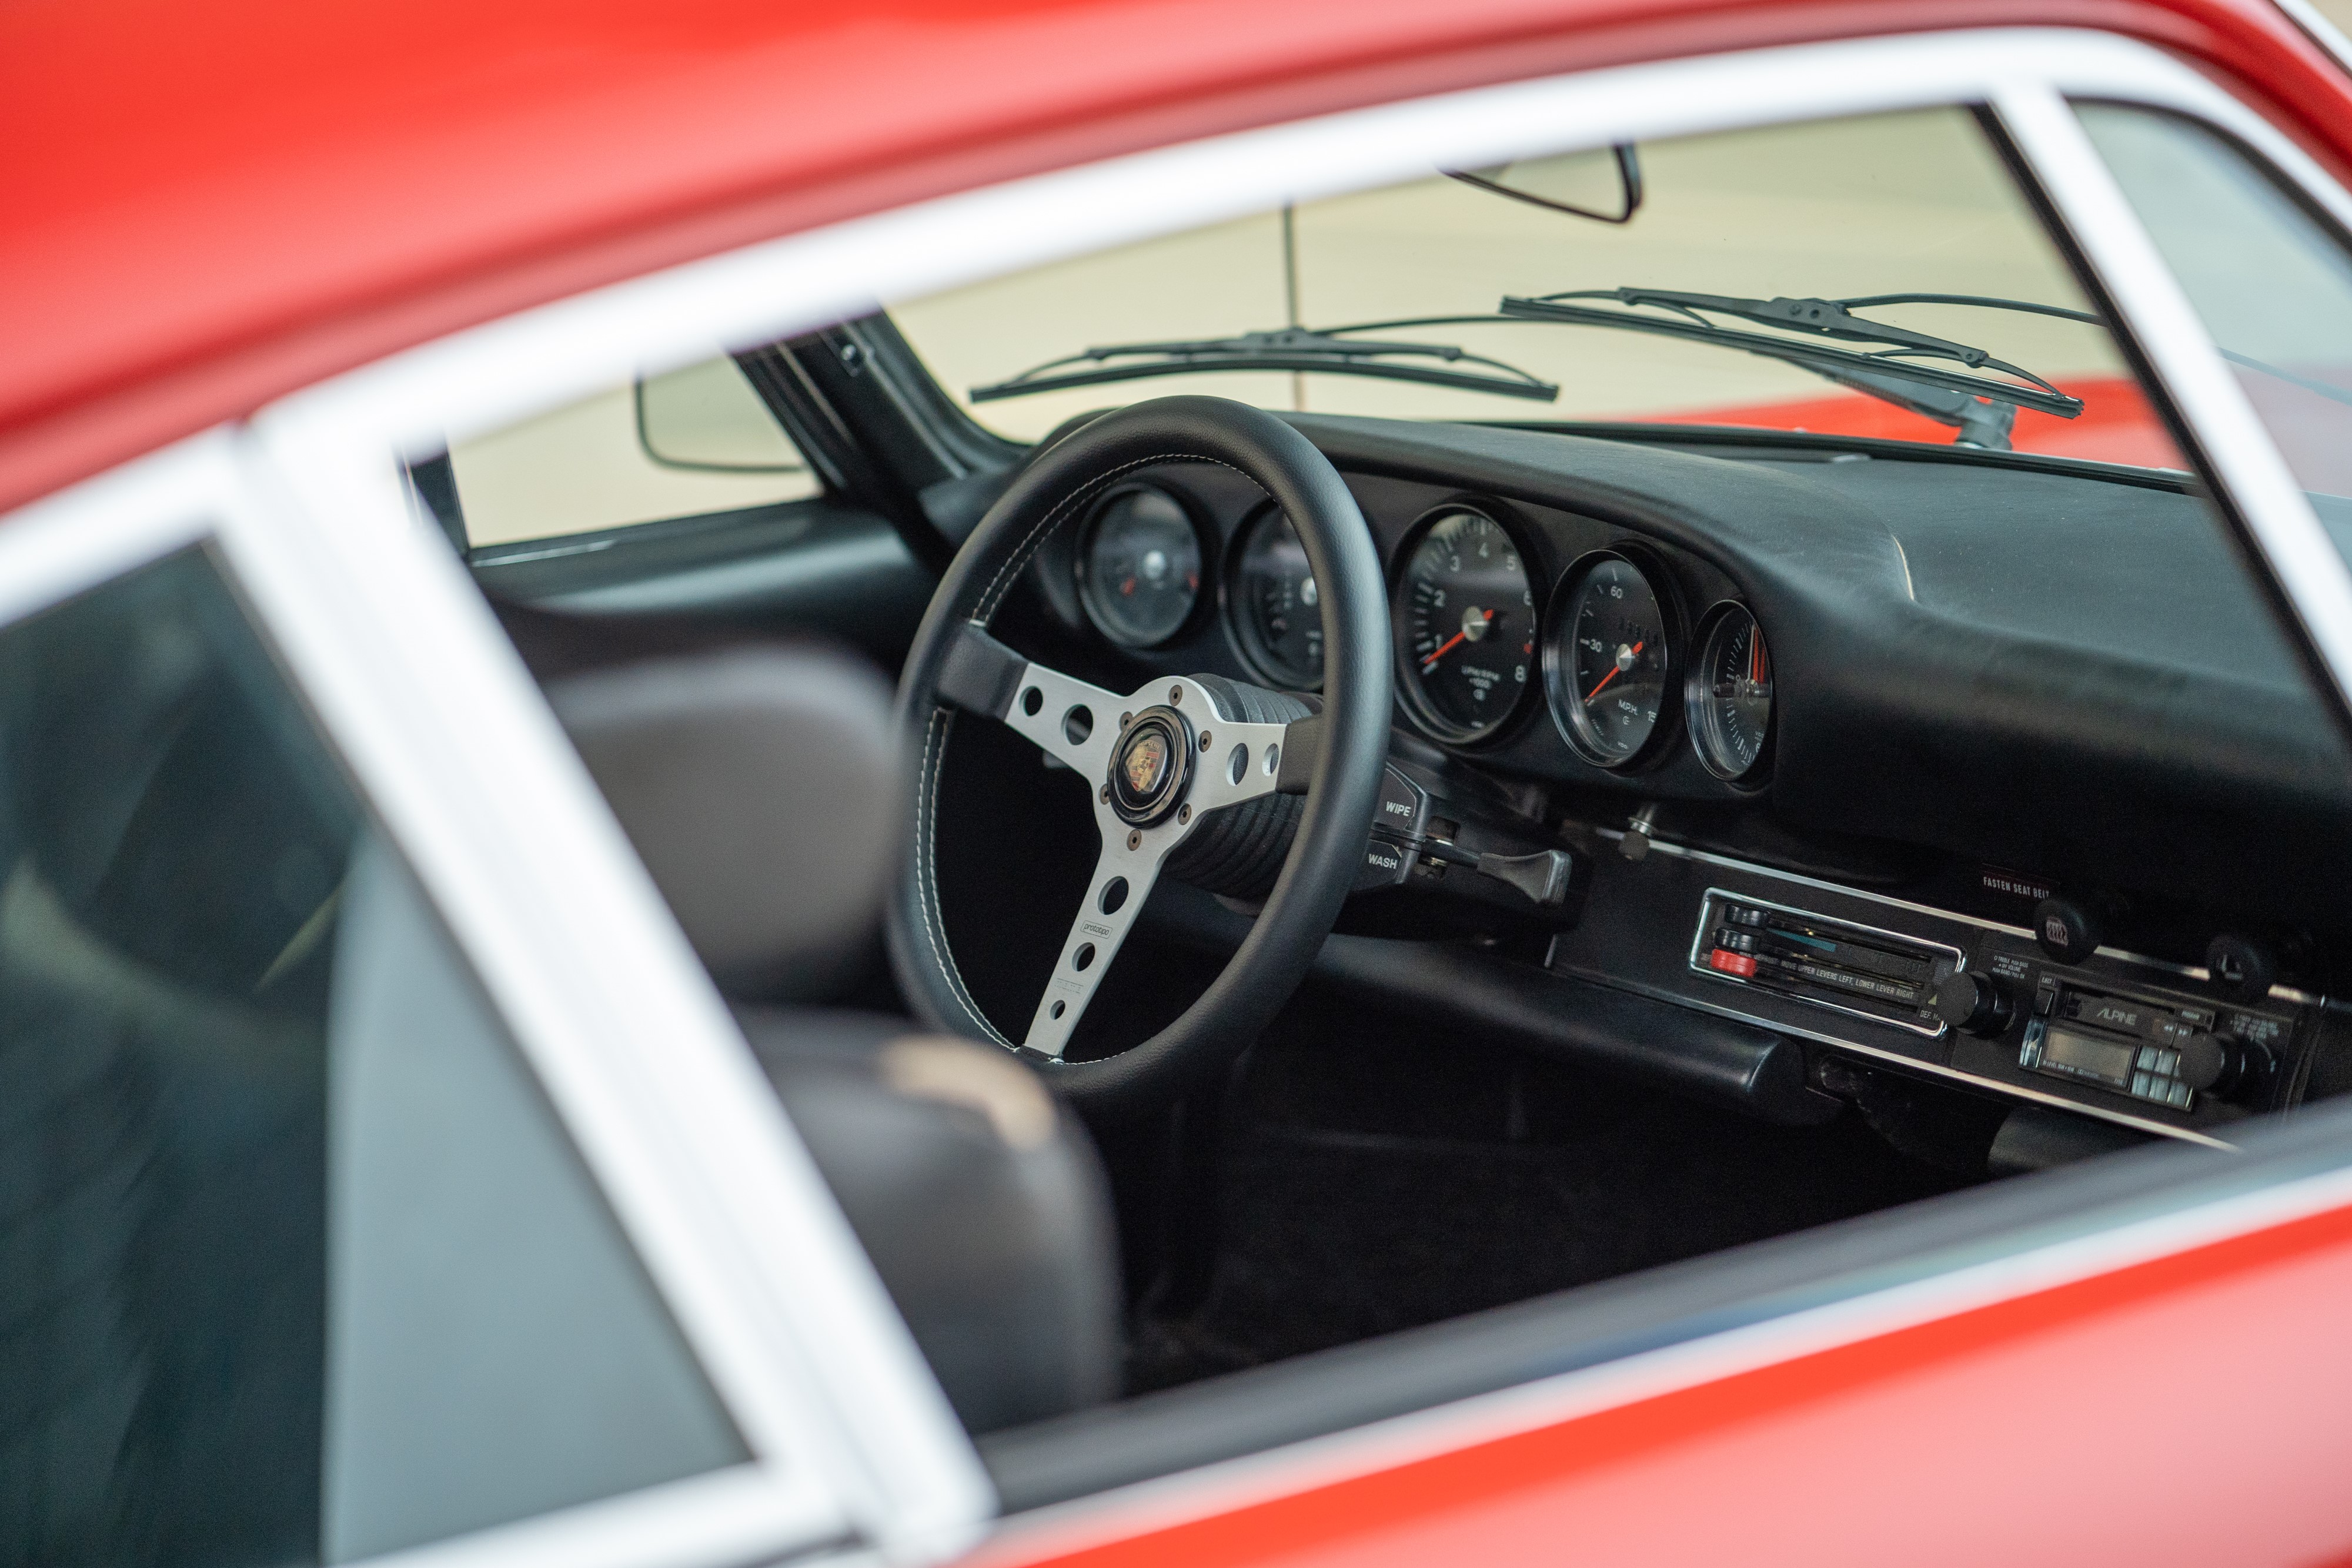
1687 603 1773 782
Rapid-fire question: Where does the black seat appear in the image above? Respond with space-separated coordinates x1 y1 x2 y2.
546 636 1121 1432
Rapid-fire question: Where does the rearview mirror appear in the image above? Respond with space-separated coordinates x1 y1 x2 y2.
1447 144 1644 225
636 357 807 472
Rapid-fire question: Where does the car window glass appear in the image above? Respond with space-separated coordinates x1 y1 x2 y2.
446 357 820 548
892 106 2184 470
0 546 747 1567
2074 104 2352 524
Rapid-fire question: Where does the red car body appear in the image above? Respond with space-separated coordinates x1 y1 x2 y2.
9 2 2352 1563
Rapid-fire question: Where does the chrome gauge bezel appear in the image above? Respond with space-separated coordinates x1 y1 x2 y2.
1222 500 1324 691
1684 600 1775 785
1542 546 1683 771
1388 502 1542 747
1073 482 1213 650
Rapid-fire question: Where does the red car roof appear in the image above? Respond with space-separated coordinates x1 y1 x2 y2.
1 0 2344 509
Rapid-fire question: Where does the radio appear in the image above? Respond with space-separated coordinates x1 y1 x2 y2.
1689 890 1963 1037
2019 977 2283 1109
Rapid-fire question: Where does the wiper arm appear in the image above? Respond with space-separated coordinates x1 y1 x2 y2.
970 322 1561 404
1559 287 2073 381
1499 288 2086 443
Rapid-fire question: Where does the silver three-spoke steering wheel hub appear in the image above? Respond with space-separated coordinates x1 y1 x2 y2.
1002 667 1298 1057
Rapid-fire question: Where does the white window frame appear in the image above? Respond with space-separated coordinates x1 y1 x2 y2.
16 22 2352 1568
0 433 943 1568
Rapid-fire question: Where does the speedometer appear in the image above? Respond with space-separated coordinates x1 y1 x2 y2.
1394 508 1535 744
1547 551 1675 768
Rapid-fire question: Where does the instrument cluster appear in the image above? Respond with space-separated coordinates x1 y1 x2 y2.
1381 500 1778 787
1064 482 1777 788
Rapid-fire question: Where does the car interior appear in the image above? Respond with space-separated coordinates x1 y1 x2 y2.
403 101 2352 1503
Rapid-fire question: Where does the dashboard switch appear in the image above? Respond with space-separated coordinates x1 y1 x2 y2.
1708 947 1759 979
2032 896 2105 964
2204 932 2278 1002
1927 972 2015 1037
1476 848 1574 907
1354 839 1415 891
1374 766 1428 838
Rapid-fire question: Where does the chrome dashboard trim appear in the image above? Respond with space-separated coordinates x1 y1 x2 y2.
1562 963 2238 1151
1598 828 2327 1009
1561 833 2310 1149
1685 887 1962 1041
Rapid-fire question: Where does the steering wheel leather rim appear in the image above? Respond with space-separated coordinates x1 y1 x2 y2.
886 396 1391 1109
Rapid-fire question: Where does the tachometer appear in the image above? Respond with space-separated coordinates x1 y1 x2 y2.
1077 486 1203 648
1686 603 1773 781
1228 506 1322 688
1548 551 1674 767
1395 508 1535 743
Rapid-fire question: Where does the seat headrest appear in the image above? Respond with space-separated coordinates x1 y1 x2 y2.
549 644 900 1002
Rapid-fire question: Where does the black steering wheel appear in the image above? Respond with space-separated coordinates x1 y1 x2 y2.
886 397 1391 1108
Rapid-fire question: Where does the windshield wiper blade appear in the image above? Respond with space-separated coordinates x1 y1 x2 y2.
1847 292 2352 410
970 323 1561 404
1499 289 2086 434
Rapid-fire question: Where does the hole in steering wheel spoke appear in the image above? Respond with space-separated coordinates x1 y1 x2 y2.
1063 706 1093 745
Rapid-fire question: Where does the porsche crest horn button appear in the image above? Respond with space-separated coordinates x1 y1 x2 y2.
1124 730 1170 794
1110 706 1193 827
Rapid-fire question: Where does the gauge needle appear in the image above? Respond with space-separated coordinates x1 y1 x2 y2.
1421 610 1494 670
1585 639 1645 703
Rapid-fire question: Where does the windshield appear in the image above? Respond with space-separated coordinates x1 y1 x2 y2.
891 106 2180 468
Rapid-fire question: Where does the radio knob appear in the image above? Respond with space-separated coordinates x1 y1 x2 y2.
1929 972 2015 1037
2175 1031 2272 1099
2174 1032 2227 1092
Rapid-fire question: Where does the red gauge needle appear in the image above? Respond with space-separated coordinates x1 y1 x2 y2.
1420 610 1494 670
1747 628 1766 686
1585 639 1645 703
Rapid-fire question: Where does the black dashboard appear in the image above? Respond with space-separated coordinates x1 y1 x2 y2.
997 412 2352 1148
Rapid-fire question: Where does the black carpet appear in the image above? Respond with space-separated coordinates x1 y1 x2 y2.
1127 987 1974 1391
